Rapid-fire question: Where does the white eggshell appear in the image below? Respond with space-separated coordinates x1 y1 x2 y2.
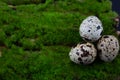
79 16 103 42
69 43 97 64
97 35 119 62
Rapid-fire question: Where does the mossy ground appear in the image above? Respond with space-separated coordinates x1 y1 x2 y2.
0 0 120 80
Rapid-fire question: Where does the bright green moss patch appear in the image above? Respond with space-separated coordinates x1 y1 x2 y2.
0 0 120 80
1 46 120 80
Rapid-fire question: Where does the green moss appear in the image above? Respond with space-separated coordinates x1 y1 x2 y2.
0 0 119 80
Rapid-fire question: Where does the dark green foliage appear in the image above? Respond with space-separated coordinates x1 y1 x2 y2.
0 0 119 80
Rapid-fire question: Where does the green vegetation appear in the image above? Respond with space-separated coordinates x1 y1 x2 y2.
0 0 119 80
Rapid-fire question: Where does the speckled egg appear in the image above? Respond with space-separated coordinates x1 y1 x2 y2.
79 16 103 42
97 35 119 62
69 43 97 64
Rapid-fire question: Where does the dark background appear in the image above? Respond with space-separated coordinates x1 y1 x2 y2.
111 0 120 15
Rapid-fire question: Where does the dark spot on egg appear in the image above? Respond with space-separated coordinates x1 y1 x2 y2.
97 25 101 30
113 48 115 51
113 55 115 56
81 51 89 57
78 57 82 62
101 44 103 47
104 36 109 38
105 55 108 58
88 19 93 23
81 45 90 57
81 45 83 49
88 30 91 32
87 45 92 48
76 52 79 56
83 37 91 41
